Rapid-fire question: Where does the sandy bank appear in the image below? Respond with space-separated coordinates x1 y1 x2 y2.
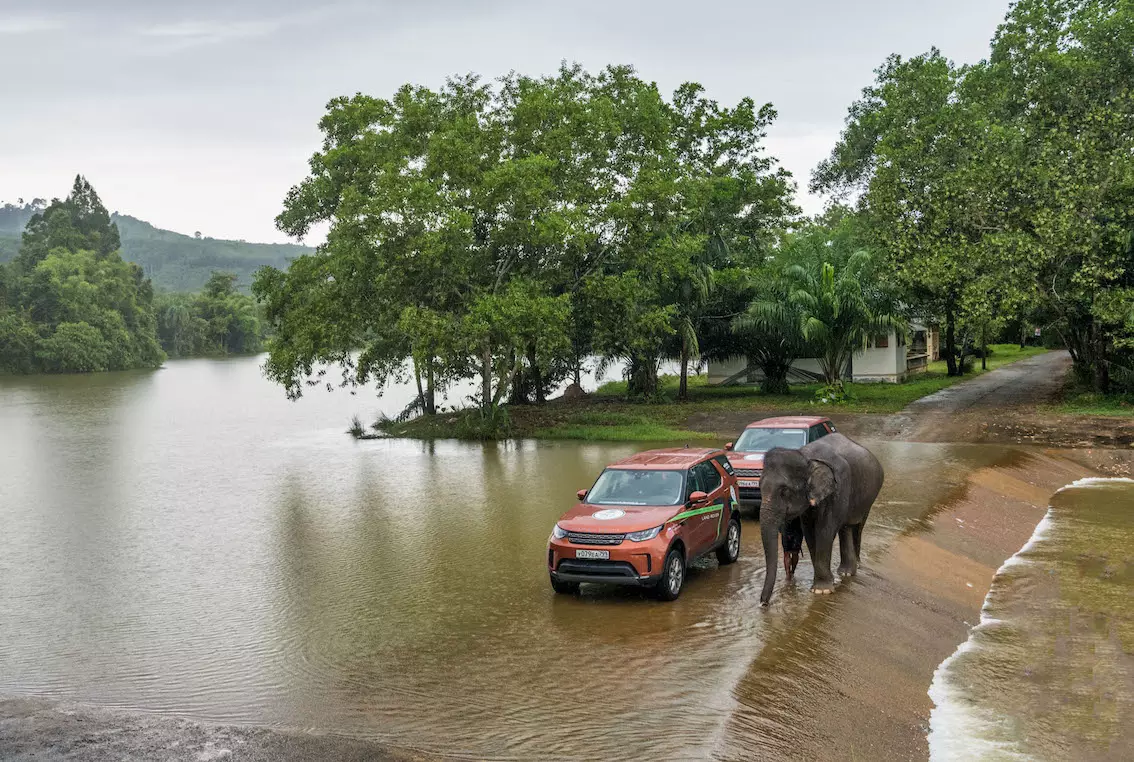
711 447 1104 761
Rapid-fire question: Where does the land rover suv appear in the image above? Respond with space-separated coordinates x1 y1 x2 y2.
547 448 741 601
725 416 836 511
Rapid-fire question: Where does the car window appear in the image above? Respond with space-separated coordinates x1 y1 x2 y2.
587 469 685 506
810 424 827 441
694 461 722 494
714 455 735 476
734 427 807 452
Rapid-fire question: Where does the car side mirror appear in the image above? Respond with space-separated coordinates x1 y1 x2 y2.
724 442 733 451
576 489 588 501
688 490 708 505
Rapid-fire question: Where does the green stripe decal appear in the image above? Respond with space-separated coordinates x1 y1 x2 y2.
667 502 725 524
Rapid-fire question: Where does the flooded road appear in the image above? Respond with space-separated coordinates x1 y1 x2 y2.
928 479 1134 761
0 357 1125 759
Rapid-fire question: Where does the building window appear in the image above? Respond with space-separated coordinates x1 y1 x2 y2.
874 334 889 349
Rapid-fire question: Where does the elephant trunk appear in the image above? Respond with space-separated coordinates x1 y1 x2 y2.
760 516 779 605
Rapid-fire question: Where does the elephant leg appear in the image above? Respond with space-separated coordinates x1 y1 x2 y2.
837 526 857 577
811 524 838 594
851 523 864 563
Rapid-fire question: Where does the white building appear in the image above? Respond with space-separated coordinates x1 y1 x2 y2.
707 323 939 386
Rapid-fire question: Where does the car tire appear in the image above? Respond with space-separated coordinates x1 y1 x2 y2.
655 547 686 601
716 516 742 565
550 575 579 595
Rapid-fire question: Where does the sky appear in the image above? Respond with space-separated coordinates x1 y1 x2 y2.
0 0 1013 244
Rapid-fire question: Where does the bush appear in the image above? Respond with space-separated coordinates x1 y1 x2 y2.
36 322 111 372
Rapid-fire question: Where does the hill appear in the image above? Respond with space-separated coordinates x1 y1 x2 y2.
0 202 311 292
110 214 310 292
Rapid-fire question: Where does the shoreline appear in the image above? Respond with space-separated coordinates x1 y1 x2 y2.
711 446 1110 761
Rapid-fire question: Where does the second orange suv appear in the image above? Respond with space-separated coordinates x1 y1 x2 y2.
725 416 836 511
547 448 741 601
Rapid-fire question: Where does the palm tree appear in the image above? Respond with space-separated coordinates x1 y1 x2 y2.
672 261 713 401
733 270 810 394
787 252 902 386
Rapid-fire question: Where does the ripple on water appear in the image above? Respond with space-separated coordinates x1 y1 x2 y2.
928 479 1134 761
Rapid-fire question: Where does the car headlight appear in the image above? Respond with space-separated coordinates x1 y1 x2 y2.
552 524 568 539
625 525 663 542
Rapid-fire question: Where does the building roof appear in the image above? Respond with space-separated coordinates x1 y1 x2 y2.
744 416 830 429
609 448 722 469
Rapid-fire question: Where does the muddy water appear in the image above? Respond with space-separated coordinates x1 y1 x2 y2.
928 479 1134 761
0 357 1071 759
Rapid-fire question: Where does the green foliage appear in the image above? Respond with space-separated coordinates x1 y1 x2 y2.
256 63 795 420
815 1 1134 388
35 321 111 372
0 177 165 374
154 271 263 357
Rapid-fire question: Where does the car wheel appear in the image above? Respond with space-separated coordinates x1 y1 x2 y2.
716 517 741 565
655 547 685 601
550 575 579 595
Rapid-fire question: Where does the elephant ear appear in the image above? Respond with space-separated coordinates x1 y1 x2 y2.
807 460 836 507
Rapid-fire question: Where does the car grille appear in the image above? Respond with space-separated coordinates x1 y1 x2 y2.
566 531 625 546
739 487 761 501
734 468 762 478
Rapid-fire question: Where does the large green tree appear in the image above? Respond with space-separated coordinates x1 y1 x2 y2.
0 176 165 374
256 64 794 412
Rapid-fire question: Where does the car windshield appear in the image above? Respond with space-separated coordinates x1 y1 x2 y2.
586 469 685 506
735 427 807 452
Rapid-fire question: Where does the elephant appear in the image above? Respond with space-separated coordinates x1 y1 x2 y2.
758 433 883 604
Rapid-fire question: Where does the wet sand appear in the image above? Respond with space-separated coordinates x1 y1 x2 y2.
713 448 1103 761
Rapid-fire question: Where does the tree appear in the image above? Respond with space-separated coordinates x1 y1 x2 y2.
257 64 794 411
760 252 901 387
0 177 165 374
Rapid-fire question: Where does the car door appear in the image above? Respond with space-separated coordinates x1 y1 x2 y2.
688 460 726 553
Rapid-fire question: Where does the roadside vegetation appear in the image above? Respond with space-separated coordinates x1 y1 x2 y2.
376 344 1049 441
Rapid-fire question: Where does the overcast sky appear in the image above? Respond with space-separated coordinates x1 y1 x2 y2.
0 0 1012 244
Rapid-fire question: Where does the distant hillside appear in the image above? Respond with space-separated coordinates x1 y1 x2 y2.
111 214 311 292
0 202 312 292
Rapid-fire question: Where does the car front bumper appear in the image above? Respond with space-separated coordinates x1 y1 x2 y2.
548 534 671 587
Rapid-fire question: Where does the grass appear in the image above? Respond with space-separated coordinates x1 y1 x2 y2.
1047 385 1134 417
379 344 1052 441
530 411 715 442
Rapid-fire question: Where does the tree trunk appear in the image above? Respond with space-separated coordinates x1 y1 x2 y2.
424 359 436 415
628 356 658 398
527 344 545 405
944 304 959 377
480 346 493 412
1092 322 1110 393
678 338 690 401
413 357 425 410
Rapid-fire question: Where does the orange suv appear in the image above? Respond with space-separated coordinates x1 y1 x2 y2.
725 416 836 511
547 448 741 601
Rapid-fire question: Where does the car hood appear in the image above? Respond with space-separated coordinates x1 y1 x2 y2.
557 503 682 533
727 452 765 470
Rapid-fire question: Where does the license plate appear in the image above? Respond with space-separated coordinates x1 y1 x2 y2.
575 549 609 560
739 480 760 488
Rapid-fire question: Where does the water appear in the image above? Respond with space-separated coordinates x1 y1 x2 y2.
0 356 1116 759
928 479 1134 761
